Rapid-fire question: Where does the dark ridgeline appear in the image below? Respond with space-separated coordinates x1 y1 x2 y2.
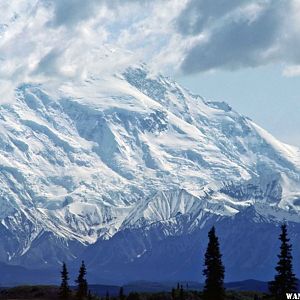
47 225 299 299
1 230 280 299
59 262 71 300
202 226 225 300
268 223 297 299
75 261 88 300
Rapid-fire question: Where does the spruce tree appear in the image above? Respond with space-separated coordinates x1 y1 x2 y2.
119 287 125 300
202 226 225 300
269 224 297 299
59 262 71 300
87 290 92 300
105 291 110 300
179 285 184 300
75 260 88 300
127 292 140 300
171 287 176 299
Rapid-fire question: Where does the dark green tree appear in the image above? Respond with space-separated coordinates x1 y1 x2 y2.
127 292 140 300
87 290 92 300
75 261 88 300
59 262 71 300
179 285 184 300
105 291 110 300
171 288 176 299
202 226 225 300
119 287 125 300
268 224 297 299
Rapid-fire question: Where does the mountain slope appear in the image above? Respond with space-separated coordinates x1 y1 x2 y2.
0 64 299 283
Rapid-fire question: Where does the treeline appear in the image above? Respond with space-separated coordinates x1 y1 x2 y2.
58 224 297 300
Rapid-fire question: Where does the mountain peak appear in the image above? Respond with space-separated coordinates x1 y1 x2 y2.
0 63 299 282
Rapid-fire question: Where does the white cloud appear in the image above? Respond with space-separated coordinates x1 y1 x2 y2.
0 0 300 103
176 0 300 75
0 0 186 102
283 65 300 77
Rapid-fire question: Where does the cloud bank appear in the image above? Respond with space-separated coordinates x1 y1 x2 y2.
177 0 300 74
0 0 299 102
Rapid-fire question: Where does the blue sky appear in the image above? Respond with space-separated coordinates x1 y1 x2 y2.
172 0 300 147
0 0 299 146
177 65 300 147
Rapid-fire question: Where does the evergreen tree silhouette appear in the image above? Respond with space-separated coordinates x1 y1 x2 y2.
119 287 125 300
105 291 110 300
75 260 88 300
87 290 92 300
59 262 71 300
179 285 184 300
171 287 176 299
202 226 225 300
269 223 297 299
127 292 140 300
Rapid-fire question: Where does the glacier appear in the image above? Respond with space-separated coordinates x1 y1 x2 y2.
0 64 299 284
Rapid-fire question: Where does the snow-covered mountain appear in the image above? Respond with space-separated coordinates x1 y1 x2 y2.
0 63 300 284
